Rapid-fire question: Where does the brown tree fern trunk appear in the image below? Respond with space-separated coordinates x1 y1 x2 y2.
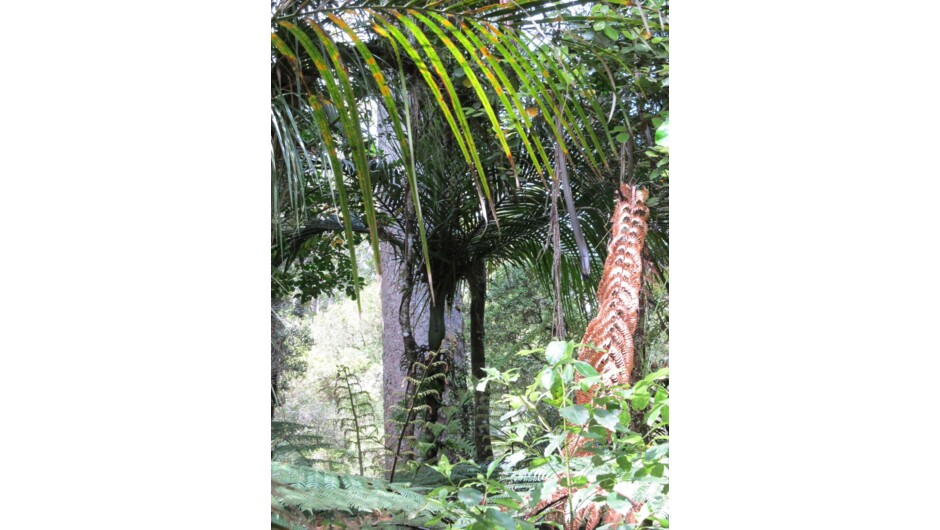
529 185 651 530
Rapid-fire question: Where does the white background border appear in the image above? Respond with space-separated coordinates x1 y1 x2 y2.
2 1 938 527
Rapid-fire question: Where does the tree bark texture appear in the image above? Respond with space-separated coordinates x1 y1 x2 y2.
271 300 287 419
468 258 493 461
380 241 465 473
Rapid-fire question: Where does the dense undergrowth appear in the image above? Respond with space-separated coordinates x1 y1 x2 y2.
272 340 669 529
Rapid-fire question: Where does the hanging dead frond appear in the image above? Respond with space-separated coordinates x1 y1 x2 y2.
577 184 650 399
528 185 651 530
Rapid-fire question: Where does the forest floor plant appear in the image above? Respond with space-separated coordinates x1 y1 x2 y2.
272 340 668 529
423 341 669 529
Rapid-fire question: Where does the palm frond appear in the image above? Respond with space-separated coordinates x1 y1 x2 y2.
272 0 645 291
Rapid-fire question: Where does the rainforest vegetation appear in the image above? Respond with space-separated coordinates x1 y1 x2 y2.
271 0 669 527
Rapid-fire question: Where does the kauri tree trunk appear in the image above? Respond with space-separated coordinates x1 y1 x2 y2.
380 242 466 473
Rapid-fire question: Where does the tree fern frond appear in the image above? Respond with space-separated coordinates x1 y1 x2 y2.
272 463 434 518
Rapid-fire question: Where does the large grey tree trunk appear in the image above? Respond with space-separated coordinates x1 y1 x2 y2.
380 242 465 473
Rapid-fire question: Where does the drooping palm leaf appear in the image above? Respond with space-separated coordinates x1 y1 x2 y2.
271 0 651 294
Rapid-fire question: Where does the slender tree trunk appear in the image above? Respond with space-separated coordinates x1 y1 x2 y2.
468 258 493 461
271 300 286 419
271 377 278 419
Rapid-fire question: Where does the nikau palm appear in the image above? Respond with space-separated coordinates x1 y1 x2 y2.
271 0 669 477
271 0 655 293
372 103 618 461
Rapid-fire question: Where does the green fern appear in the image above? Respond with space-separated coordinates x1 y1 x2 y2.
505 466 555 485
271 463 435 525
332 366 383 475
410 461 484 489
271 421 344 470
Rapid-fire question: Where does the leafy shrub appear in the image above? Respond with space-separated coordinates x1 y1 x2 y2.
272 340 669 529
416 341 669 528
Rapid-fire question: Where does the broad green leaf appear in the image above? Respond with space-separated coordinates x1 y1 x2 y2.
605 491 634 516
645 402 665 426
655 117 669 147
584 425 608 439
560 475 588 488
654 387 668 404
593 408 621 431
540 368 555 391
437 454 455 476
485 506 516 529
623 433 643 445
559 405 590 425
645 443 669 461
561 363 574 383
616 455 632 470
486 454 506 479
578 375 601 392
489 498 521 510
458 487 484 506
573 361 599 377
545 341 566 365
529 457 549 467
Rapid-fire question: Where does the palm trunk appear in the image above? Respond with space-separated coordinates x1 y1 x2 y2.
418 291 448 461
427 295 446 352
468 258 493 461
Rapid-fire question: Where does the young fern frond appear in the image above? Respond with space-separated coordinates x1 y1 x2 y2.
332 366 383 476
